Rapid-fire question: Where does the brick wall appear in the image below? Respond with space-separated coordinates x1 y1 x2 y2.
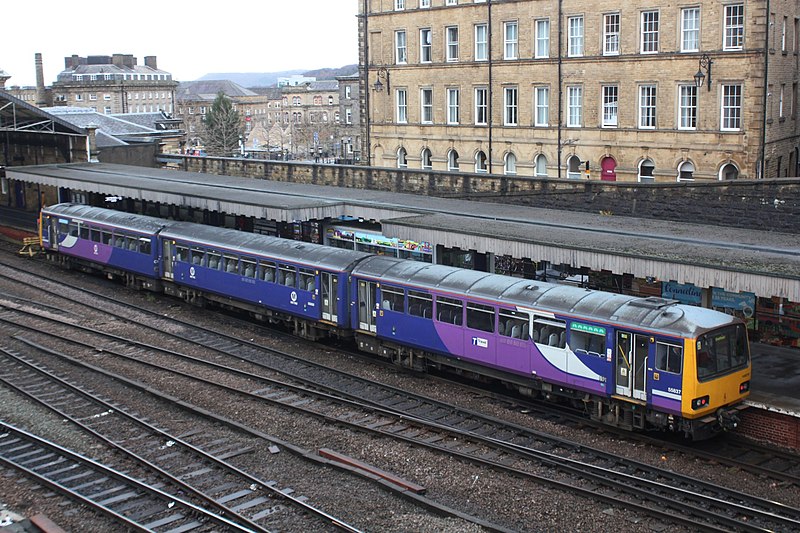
739 408 800 450
170 155 800 234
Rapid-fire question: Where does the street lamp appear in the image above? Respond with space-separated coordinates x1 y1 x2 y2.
694 54 713 92
373 67 390 93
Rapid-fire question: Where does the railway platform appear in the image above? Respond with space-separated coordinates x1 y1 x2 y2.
0 165 799 446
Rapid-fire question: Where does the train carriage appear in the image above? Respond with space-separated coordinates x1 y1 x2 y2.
351 255 750 438
39 204 751 439
40 204 164 289
158 222 371 337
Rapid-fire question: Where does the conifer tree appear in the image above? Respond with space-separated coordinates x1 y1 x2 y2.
202 92 244 156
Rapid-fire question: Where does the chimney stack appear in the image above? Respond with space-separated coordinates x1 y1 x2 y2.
144 56 157 70
35 53 47 107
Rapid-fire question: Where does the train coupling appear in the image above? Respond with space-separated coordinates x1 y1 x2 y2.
717 404 747 431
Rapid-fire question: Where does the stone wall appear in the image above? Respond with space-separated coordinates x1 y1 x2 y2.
170 155 800 233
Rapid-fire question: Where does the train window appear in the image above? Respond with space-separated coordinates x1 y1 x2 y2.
101 231 112 245
139 238 151 255
223 255 239 274
80 224 90 239
569 323 606 357
696 324 748 381
467 302 495 333
90 227 101 243
533 317 566 348
299 268 315 291
242 259 257 279
381 285 405 312
277 264 296 287
126 237 138 251
190 247 204 265
656 342 682 374
408 290 432 319
58 220 70 236
260 260 276 282
499 309 529 339
207 251 221 269
436 296 463 325
175 245 188 262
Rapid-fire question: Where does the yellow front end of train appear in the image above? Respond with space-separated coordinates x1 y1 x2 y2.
680 322 751 437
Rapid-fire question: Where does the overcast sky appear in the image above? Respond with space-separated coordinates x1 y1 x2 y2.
1 1 359 87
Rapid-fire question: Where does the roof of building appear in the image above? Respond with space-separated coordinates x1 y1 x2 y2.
111 111 182 131
0 91 86 135
249 87 283 99
56 64 171 83
40 107 167 147
176 80 257 101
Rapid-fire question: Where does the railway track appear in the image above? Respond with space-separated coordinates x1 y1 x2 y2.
2 298 799 532
0 344 361 532
2 253 800 531
0 421 253 532
3 258 800 485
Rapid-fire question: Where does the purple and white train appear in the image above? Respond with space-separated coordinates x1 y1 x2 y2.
40 203 751 439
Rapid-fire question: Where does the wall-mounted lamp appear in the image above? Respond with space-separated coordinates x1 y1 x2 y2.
373 67 390 93
693 54 713 92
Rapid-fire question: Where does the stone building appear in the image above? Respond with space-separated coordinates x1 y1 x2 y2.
175 80 259 151
280 81 342 159
175 80 345 160
359 0 800 181
51 54 177 115
337 73 362 162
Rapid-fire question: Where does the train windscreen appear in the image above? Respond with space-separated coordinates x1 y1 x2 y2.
695 323 749 381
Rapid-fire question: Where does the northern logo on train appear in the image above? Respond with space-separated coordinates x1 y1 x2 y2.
93 244 99 256
189 266 196 280
290 291 298 305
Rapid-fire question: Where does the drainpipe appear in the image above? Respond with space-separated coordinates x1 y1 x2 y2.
759 0 771 179
557 0 563 180
487 0 493 174
362 0 371 166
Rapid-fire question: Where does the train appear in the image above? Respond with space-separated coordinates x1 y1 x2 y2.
38 203 752 440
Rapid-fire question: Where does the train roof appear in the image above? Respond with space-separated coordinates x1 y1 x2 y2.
353 255 738 338
43 203 167 234
160 221 372 272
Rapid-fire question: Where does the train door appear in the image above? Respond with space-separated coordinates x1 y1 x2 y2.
321 272 339 323
47 217 59 250
357 279 378 332
615 331 649 401
162 240 174 279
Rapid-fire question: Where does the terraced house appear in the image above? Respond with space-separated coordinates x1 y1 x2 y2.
359 0 800 181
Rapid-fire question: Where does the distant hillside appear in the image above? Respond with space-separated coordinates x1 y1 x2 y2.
196 65 358 88
197 70 304 88
302 64 358 80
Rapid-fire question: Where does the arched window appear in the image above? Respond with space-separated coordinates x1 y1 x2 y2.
534 154 548 177
448 149 460 171
504 152 517 175
567 154 583 179
421 148 433 170
678 160 695 181
475 150 488 173
720 162 739 180
397 147 408 168
638 158 655 182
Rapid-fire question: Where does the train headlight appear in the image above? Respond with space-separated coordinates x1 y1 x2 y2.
691 395 710 410
739 381 750 394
